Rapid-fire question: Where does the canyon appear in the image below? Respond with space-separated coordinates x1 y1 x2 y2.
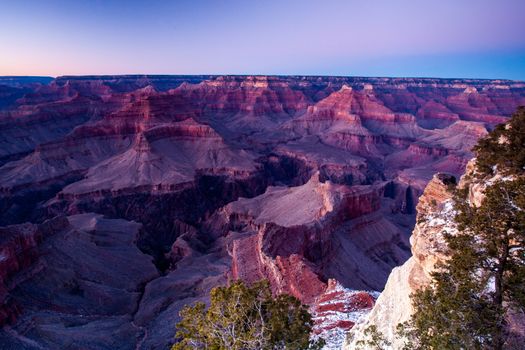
0 75 524 349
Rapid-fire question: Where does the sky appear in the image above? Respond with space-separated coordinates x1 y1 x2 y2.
1 0 524 80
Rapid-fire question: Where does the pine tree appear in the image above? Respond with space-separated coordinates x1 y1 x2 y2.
404 108 525 349
355 325 392 350
172 280 325 350
474 106 525 177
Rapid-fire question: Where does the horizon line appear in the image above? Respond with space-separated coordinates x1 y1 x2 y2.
1 74 524 83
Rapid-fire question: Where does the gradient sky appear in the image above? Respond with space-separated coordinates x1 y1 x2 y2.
1 0 524 79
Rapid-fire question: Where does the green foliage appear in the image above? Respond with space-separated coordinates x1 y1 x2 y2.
395 322 420 350
355 325 392 350
474 106 525 177
172 280 325 350
404 108 525 350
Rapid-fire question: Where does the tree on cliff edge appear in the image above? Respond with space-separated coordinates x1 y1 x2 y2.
172 280 324 350
474 106 525 178
403 107 525 350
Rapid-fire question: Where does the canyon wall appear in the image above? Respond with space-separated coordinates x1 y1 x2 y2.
345 172 456 349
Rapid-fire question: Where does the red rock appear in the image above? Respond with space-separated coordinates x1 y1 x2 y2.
0 216 68 326
310 279 377 348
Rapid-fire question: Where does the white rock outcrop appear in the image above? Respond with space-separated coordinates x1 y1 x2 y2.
345 172 458 349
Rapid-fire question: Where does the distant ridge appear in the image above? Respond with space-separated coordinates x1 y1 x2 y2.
53 74 523 83
0 76 53 86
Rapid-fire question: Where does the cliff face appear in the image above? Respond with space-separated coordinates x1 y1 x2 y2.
0 217 69 326
0 214 159 349
224 173 391 302
345 172 456 349
345 162 525 349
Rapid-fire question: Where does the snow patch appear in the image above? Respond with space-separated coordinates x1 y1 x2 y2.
311 282 378 350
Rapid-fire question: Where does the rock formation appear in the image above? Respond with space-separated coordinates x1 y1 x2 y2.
0 214 158 349
311 279 377 350
345 163 525 349
345 172 457 349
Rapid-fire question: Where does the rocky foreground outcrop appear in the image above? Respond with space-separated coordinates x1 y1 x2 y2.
0 75 523 349
344 162 525 349
344 172 456 349
311 279 377 349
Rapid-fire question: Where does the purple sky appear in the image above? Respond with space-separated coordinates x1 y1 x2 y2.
1 0 524 79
